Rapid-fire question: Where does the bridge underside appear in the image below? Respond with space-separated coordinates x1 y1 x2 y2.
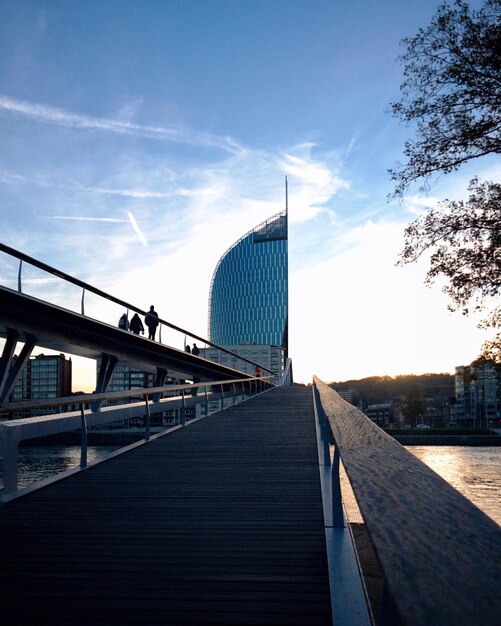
0 286 251 404
0 287 249 381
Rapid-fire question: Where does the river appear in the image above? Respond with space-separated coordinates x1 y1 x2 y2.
339 445 500 527
3 444 501 526
408 445 501 525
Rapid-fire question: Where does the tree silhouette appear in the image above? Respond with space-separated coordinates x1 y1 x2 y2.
390 0 501 361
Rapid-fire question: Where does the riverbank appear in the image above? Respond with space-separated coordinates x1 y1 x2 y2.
393 434 501 446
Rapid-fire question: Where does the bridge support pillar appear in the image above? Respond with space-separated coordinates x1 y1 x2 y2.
152 367 168 402
92 353 118 411
0 330 37 407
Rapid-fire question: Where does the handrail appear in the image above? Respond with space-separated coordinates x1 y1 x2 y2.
0 375 273 414
313 376 500 626
0 242 276 377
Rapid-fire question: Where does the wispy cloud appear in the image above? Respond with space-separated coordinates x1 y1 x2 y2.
88 186 175 199
0 169 53 187
0 168 176 199
0 95 243 154
47 212 148 246
48 215 128 223
279 148 349 223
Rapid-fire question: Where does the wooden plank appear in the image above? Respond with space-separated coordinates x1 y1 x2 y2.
0 386 333 625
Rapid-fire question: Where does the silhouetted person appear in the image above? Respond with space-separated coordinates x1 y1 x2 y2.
192 343 200 356
118 313 129 330
145 305 159 340
185 344 191 353
129 313 144 335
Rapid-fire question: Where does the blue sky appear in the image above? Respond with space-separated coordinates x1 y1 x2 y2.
0 0 497 388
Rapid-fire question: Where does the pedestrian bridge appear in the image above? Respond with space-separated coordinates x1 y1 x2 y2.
1 380 500 626
0 243 500 625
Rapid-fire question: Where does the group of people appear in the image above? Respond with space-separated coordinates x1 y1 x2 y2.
118 309 203 354
118 312 264 380
118 305 159 340
185 343 200 356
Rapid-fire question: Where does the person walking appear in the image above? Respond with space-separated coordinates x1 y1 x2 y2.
192 343 200 356
118 313 129 330
145 305 159 340
129 313 144 335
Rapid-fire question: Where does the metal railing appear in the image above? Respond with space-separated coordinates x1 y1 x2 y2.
0 242 277 379
312 376 500 626
1 375 273 499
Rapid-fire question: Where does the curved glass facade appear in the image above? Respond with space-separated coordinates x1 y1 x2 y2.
208 210 288 354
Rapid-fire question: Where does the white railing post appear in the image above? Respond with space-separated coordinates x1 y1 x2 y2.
80 403 88 469
322 409 331 467
81 288 85 315
180 389 186 425
331 446 345 528
2 426 19 493
17 259 22 293
144 395 151 441
204 385 209 416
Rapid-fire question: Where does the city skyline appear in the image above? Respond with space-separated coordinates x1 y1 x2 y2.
1 0 498 388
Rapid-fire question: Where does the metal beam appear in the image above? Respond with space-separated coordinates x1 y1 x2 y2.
152 367 168 402
0 333 37 407
92 353 118 411
0 329 19 395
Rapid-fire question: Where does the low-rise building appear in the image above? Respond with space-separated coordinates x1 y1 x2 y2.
10 353 72 418
365 399 403 428
455 360 501 428
199 343 285 383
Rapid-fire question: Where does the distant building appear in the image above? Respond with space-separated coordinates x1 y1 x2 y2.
96 360 194 427
206 208 290 387
365 400 403 428
11 353 72 418
104 363 156 396
336 388 353 404
200 344 285 383
455 361 501 428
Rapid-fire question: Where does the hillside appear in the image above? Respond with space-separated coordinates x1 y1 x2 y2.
329 373 454 409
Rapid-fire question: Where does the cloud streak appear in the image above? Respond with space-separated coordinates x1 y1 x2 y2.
89 186 175 198
47 212 148 246
0 95 243 154
48 216 128 223
127 211 148 246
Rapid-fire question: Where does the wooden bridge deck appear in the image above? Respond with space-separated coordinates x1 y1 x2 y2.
0 386 332 625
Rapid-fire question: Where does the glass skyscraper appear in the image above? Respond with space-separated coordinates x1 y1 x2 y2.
208 209 288 355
